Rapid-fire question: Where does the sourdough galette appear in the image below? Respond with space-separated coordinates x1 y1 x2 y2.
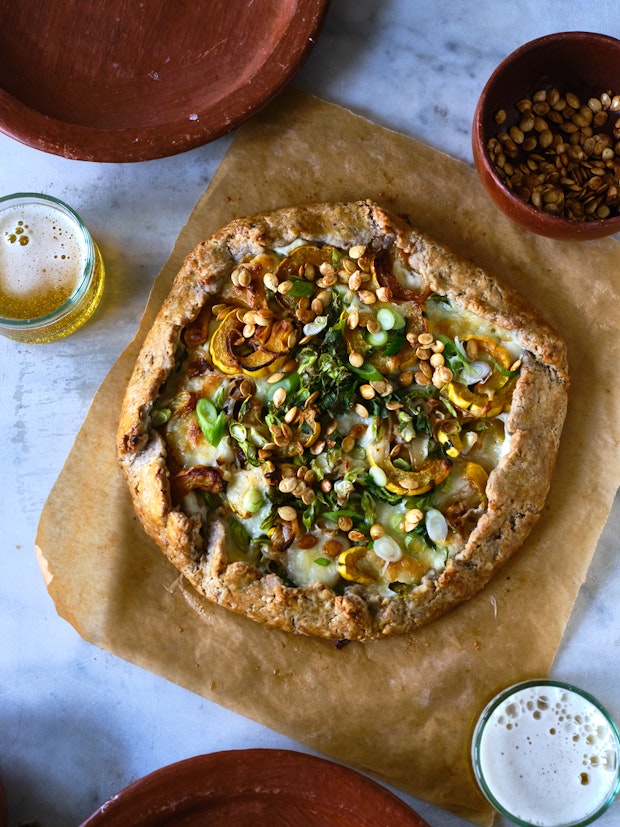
117 201 568 640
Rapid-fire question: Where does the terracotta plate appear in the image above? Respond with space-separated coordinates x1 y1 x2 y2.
79 749 430 826
0 0 330 162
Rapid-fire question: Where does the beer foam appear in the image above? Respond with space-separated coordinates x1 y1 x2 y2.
0 202 87 315
476 684 620 826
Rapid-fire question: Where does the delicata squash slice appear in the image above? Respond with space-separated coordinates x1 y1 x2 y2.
117 200 568 641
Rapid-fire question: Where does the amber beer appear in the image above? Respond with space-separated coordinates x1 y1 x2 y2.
0 193 104 343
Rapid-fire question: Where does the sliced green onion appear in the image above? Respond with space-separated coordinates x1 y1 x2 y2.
229 422 248 442
151 407 171 426
349 362 385 383
313 557 331 567
366 329 389 348
196 397 227 447
376 307 406 331
369 465 387 487
373 535 403 563
243 488 264 514
196 397 216 422
425 508 448 543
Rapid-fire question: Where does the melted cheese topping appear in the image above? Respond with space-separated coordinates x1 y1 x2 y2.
425 298 523 362
226 465 271 521
287 542 340 589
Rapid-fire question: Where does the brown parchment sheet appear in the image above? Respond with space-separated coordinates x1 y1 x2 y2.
36 90 620 825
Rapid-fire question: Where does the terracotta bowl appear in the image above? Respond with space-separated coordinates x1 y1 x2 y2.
472 31 620 240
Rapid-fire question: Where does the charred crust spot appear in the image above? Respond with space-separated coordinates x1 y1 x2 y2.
121 428 145 454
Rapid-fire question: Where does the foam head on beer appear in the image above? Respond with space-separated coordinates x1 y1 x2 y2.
472 681 620 827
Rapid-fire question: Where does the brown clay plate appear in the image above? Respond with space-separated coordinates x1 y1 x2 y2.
79 749 430 826
0 0 329 162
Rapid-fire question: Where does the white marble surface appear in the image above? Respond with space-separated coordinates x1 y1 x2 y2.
1 2 620 825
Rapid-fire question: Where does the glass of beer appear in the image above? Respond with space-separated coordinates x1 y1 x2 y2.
472 680 620 827
0 192 105 343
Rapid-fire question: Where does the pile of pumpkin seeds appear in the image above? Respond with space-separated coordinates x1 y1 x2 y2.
486 88 620 221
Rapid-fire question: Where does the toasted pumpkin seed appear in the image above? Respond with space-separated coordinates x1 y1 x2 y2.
278 505 297 522
349 351 364 368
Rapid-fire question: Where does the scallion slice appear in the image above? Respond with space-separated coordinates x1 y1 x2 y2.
376 307 406 331
366 329 389 348
196 398 227 447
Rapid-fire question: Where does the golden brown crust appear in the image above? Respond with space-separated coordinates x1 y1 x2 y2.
117 200 568 641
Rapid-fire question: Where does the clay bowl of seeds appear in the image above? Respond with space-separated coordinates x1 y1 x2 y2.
473 31 620 240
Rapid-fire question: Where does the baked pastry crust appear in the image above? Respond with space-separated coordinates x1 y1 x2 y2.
117 200 568 641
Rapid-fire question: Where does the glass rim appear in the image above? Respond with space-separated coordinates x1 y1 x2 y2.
0 192 95 329
471 680 620 827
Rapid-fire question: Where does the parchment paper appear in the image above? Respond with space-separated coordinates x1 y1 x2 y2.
36 90 620 825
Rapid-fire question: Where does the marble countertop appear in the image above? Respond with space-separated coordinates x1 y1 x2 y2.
1 2 619 825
